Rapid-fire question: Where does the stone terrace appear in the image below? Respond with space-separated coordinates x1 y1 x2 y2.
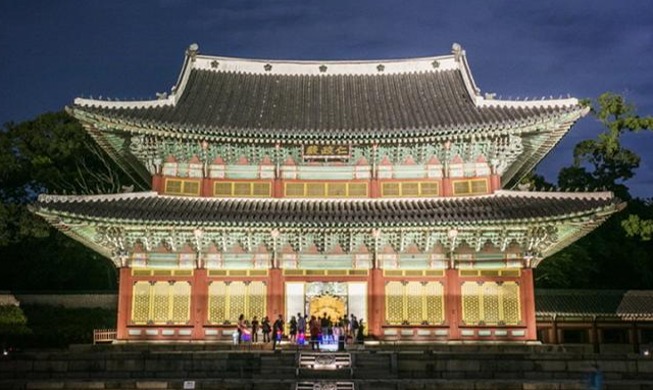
2 344 653 389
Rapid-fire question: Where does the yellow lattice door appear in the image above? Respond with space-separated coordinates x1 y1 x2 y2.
405 282 423 324
208 282 227 324
248 281 267 319
501 282 521 325
483 282 500 324
385 281 404 325
424 282 444 325
462 282 481 325
228 282 247 323
132 281 151 324
171 282 191 324
309 295 346 321
152 282 170 324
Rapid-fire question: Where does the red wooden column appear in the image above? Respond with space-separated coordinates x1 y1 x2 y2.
201 178 212 198
273 179 284 198
151 174 163 193
521 268 537 340
116 267 132 340
490 174 501 193
268 268 284 318
370 179 380 198
442 177 452 197
191 269 208 340
445 269 461 339
368 268 385 337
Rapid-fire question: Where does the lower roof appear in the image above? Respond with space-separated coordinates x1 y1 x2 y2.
32 190 620 228
536 290 653 320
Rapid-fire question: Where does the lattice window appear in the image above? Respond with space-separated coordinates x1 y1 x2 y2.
381 181 440 197
483 283 500 324
171 282 191 323
285 183 304 196
132 282 151 324
213 181 271 197
452 179 489 196
405 282 422 324
385 282 404 325
207 281 267 324
248 281 267 318
284 182 368 198
164 178 201 196
462 282 481 324
349 183 368 197
131 281 191 325
228 282 247 321
425 282 444 324
385 281 445 325
501 282 521 325
208 282 227 323
152 282 170 323
327 183 347 197
461 281 521 325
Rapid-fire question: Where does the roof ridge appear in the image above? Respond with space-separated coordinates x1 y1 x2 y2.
37 191 158 203
494 190 615 200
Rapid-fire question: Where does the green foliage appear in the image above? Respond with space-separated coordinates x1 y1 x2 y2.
536 199 653 289
536 93 653 288
558 92 653 200
0 305 27 326
0 111 131 292
13 305 116 348
622 213 653 241
0 305 32 348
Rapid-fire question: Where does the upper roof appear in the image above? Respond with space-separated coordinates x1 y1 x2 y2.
33 190 619 228
536 290 653 320
68 43 586 143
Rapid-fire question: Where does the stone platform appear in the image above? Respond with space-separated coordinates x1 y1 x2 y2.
1 343 653 389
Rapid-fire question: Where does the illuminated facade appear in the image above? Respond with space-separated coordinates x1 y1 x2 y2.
33 43 622 342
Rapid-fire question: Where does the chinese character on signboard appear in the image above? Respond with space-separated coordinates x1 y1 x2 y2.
302 144 350 161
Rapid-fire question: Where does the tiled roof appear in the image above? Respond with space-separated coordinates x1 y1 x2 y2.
32 190 619 228
70 52 584 141
536 290 653 319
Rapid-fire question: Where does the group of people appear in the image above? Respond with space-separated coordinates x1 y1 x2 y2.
236 312 365 350
236 314 285 349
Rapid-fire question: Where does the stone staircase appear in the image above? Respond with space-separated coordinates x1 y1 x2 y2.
1 344 653 389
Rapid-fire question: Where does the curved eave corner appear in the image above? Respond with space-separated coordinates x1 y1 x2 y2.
534 198 626 266
29 202 115 263
502 104 590 189
64 106 152 189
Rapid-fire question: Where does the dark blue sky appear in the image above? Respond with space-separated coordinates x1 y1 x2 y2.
1 1 652 197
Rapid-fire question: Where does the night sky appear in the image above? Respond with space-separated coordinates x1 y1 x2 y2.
1 1 652 197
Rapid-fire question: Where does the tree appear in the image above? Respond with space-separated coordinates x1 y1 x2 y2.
535 93 653 288
557 93 653 200
0 111 136 291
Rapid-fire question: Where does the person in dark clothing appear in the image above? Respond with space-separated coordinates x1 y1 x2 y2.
309 315 320 351
251 316 259 343
262 316 271 343
272 314 284 350
289 315 298 343
356 319 365 345
237 314 245 344
350 314 359 344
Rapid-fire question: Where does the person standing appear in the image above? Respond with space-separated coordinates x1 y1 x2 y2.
251 316 260 343
350 314 359 344
356 319 365 345
289 315 298 344
262 316 271 343
272 314 284 350
297 313 306 346
309 315 320 351
237 314 245 344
